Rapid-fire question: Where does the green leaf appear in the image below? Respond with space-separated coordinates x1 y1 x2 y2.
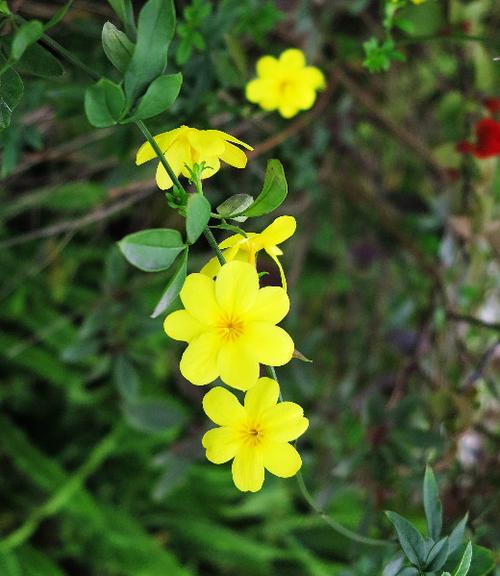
113 354 140 400
118 228 186 272
124 72 182 122
453 542 472 576
151 248 188 318
383 556 404 576
216 193 254 218
102 21 134 73
11 20 44 61
18 546 65 576
448 514 468 554
123 397 185 433
84 78 125 127
107 0 133 25
241 159 288 217
124 0 176 103
444 544 494 576
426 537 449 572
45 0 75 30
0 64 23 130
424 465 443 540
186 194 211 244
0 550 21 576
0 1 11 15
16 43 64 77
386 511 426 567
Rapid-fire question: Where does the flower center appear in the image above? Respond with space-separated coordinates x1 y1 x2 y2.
240 422 264 447
216 313 245 342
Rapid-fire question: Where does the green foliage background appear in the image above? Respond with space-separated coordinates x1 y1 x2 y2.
0 0 499 574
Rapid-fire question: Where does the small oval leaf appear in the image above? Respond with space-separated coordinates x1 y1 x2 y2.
242 159 288 217
124 73 182 122
84 78 125 128
102 21 134 73
118 228 186 272
217 193 254 218
186 194 211 244
151 248 188 318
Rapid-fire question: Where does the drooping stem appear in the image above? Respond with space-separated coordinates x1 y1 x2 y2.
203 227 226 265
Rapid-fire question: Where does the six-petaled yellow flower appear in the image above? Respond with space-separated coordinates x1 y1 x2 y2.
201 215 296 289
136 125 253 190
246 48 325 118
164 261 294 391
202 377 308 492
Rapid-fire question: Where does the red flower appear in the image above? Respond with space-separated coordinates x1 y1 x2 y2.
457 118 500 158
484 97 500 114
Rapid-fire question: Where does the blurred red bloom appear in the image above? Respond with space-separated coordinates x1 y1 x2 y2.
457 118 500 158
483 97 500 114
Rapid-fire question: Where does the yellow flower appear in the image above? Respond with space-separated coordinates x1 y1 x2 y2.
246 48 325 118
201 215 296 289
202 377 308 492
164 261 294 391
136 125 253 190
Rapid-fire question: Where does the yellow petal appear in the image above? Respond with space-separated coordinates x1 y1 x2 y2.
244 377 279 418
180 273 220 324
220 142 248 168
231 446 265 492
135 127 184 165
217 340 259 391
244 323 294 366
200 156 221 179
302 66 326 90
266 250 287 290
210 130 253 151
188 129 226 156
278 102 299 119
279 48 306 71
202 427 239 464
262 442 302 477
295 87 317 110
200 256 221 278
265 402 309 442
203 386 245 426
260 216 297 246
215 261 259 315
179 332 220 385
246 79 266 103
163 310 205 342
246 286 289 324
154 137 191 190
256 55 279 78
219 234 251 250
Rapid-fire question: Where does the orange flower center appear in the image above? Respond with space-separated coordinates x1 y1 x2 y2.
240 421 265 447
216 313 245 342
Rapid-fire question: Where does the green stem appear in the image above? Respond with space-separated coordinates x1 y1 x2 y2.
203 227 226 265
1 425 121 551
135 119 187 194
34 30 388 550
296 472 388 547
40 32 100 81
